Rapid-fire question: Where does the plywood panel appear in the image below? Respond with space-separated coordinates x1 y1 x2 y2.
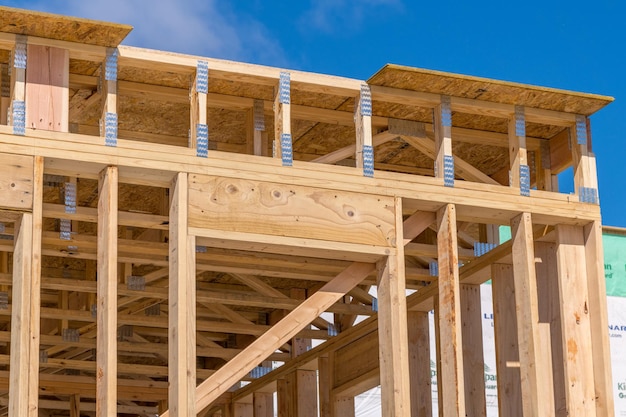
188 175 395 247
0 153 33 210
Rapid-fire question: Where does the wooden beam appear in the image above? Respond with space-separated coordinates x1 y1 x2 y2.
96 166 118 416
491 264 523 416
434 203 464 417
376 197 410 417
407 311 431 417
169 172 196 417
555 225 597 417
583 221 615 417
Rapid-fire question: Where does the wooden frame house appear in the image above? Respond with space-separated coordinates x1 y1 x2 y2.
0 6 615 417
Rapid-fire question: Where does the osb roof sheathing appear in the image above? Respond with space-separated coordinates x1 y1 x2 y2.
369 64 614 116
0 6 132 47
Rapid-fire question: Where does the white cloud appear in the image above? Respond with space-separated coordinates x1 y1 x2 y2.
18 0 287 66
300 0 403 34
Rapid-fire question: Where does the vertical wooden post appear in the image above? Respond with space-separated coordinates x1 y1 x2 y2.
9 36 26 136
96 165 118 416
355 84 373 176
508 106 528 190
571 117 599 203
434 96 453 185
169 172 197 417
510 212 553 416
333 397 354 416
377 197 410 417
253 392 273 417
274 72 292 165
100 48 118 146
435 203 464 417
535 241 566 416
318 356 331 417
555 225 597 417
25 44 69 132
191 61 208 154
583 221 615 417
460 284 486 417
491 263 523 416
70 394 80 417
247 100 265 156
407 311 431 417
233 402 253 417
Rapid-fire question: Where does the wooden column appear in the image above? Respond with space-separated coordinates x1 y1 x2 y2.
508 106 528 190
571 117 599 203
96 166 118 416
460 284 486 417
318 356 331 417
233 402 253 417
510 212 553 416
253 392 273 417
277 370 317 417
355 84 373 176
434 96 453 185
169 172 197 417
25 44 69 132
100 48 118 146
376 197 410 417
247 100 265 156
555 225 597 417
584 221 615 417
407 311 431 417
9 36 26 135
333 397 354 417
8 156 43 417
70 394 80 417
435 204 464 417
491 263 523 416
274 72 292 165
191 61 208 154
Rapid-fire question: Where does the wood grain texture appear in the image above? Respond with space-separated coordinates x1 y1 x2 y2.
0 153 33 210
188 175 395 247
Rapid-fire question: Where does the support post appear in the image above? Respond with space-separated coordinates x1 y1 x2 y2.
460 284 486 417
583 221 614 417
9 35 26 136
435 203 464 416
318 356 331 417
510 212 553 416
491 263 523 416
191 61 208 156
555 225 598 417
571 116 599 204
434 96 454 186
376 197 410 417
70 394 80 417
407 311 431 417
96 166 118 416
101 48 118 147
274 72 292 165
355 84 373 176
253 392 273 417
169 172 197 417
509 106 529 194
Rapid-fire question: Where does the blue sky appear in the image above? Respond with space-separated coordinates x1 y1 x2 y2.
5 0 626 226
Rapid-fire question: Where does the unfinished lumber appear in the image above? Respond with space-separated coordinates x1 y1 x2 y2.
169 172 197 417
96 166 118 416
274 71 292 165
355 84 373 176
407 311 431 417
460 284 486 417
509 106 529 193
191 61 209 156
434 96 454 186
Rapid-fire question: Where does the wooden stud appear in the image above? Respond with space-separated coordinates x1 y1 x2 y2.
571 117 599 202
332 397 354 417
407 311 431 417
555 224 598 417
510 212 553 416
96 166 118 417
100 48 117 146
69 394 80 417
355 84 373 175
273 73 291 163
434 96 453 184
376 197 410 417
435 203 465 417
583 221 615 417
252 392 273 417
25 44 69 132
190 62 208 152
169 172 196 417
318 356 331 417
491 263 523 416
460 284 486 417
508 107 527 189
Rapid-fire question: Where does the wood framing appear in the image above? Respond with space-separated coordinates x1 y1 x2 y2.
0 7 615 417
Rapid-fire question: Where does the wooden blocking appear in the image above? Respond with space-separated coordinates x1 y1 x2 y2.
435 203 465 417
460 284 486 417
510 212 553 416
583 221 615 417
555 224 598 417
25 44 69 132
491 264 523 417
96 166 118 416
407 311 431 417
0 153 34 210
188 175 395 247
277 370 317 417
169 172 196 417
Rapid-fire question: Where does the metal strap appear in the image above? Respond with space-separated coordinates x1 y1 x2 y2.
253 99 265 131
280 133 293 166
13 37 26 69
443 155 454 187
328 324 338 336
0 292 7 309
540 140 551 169
279 72 290 104
576 115 587 146
60 218 72 240
12 100 25 135
440 96 452 127
360 84 372 117
519 164 530 196
363 145 374 177
145 304 161 316
515 105 525 137
62 328 80 342
196 123 208 157
127 275 146 291
474 242 498 257
429 261 439 277
195 245 207 253
579 186 598 204
104 112 118 147
65 182 77 214
196 61 209 94
0 223 4 233
105 49 118 81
